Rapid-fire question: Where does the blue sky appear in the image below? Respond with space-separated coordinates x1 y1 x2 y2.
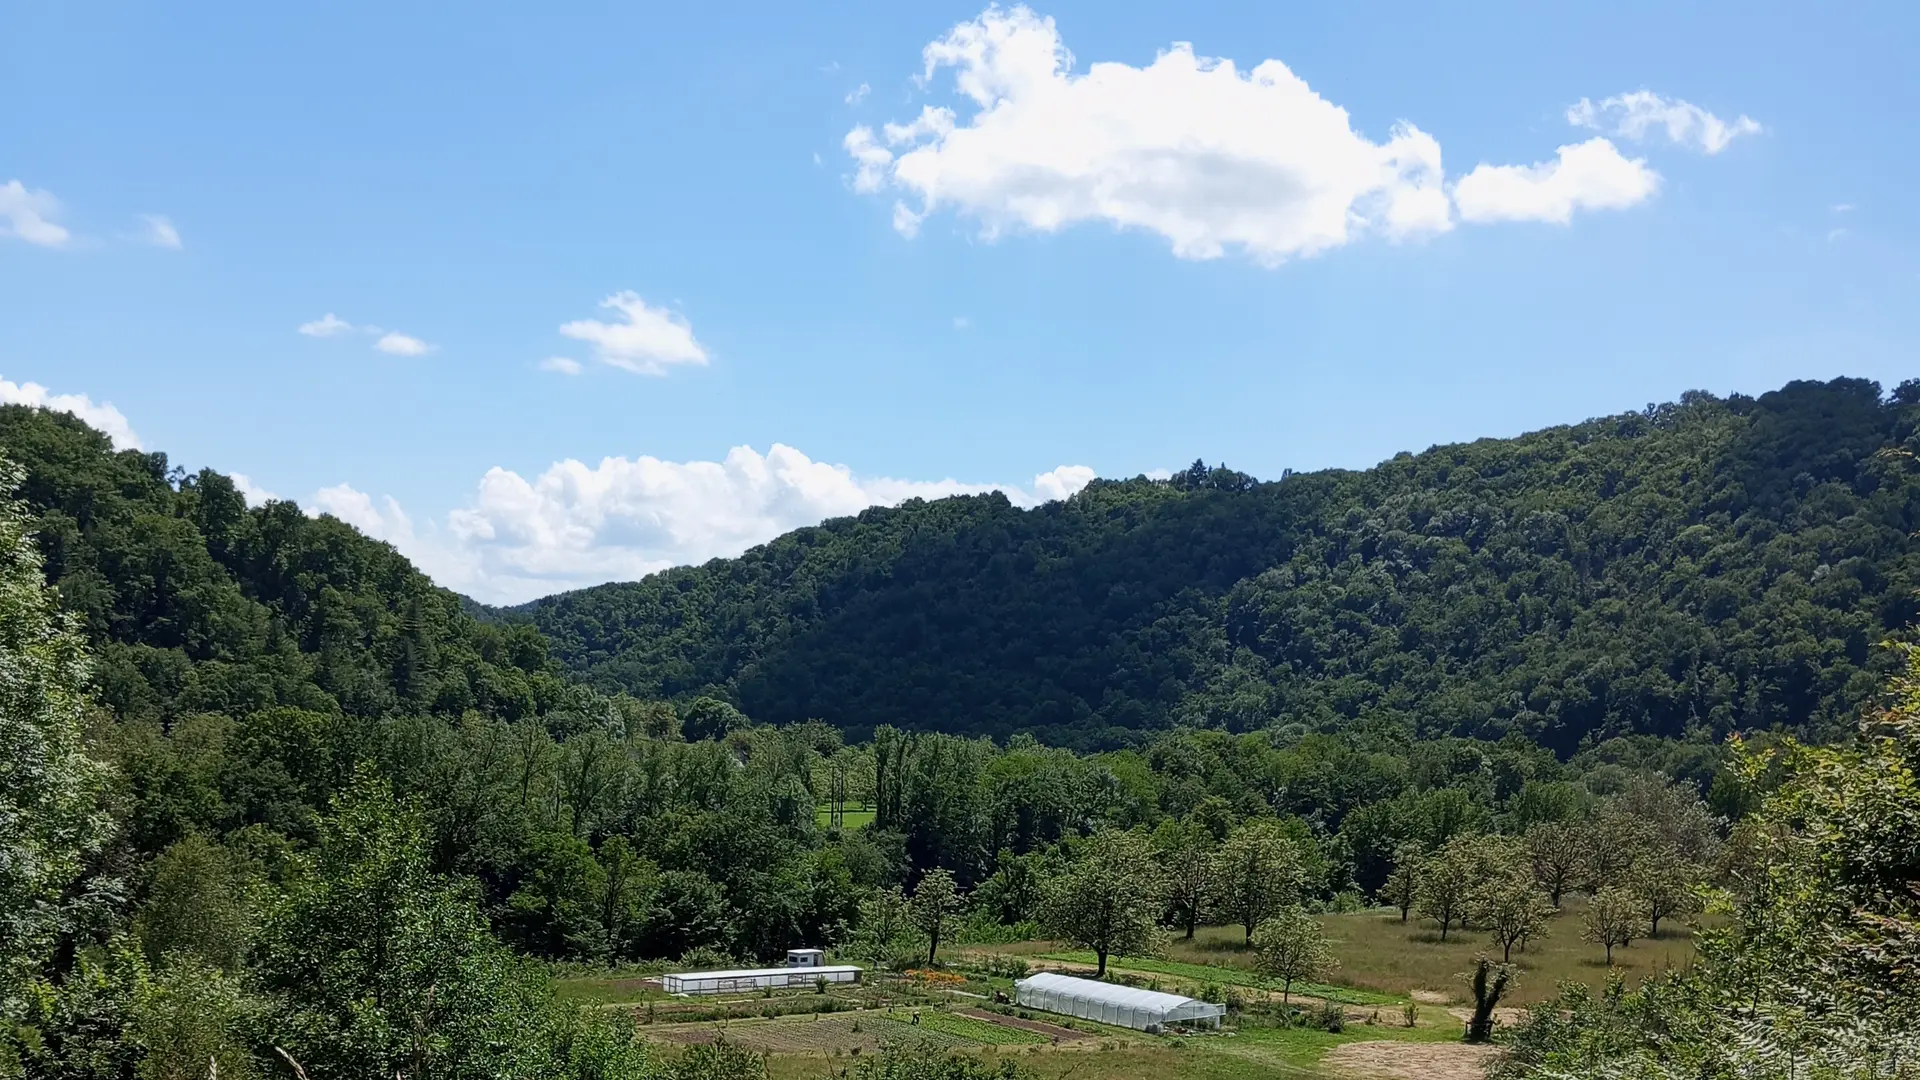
4 1 1915 602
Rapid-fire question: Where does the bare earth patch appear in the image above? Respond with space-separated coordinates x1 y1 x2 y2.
1445 1005 1527 1029
956 1008 1090 1041
1409 989 1451 1004
1323 1040 1498 1080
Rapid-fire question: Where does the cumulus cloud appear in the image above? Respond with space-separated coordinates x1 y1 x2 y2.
317 445 1098 603
311 483 416 545
540 356 583 375
1453 138 1661 224
373 332 433 357
845 6 1453 263
138 214 182 249
1567 91 1761 154
846 82 871 104
229 473 278 506
0 376 141 448
847 9 1748 258
559 292 708 376
0 180 71 248
298 313 355 337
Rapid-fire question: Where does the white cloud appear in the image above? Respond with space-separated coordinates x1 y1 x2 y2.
318 445 1098 604
310 483 416 545
1831 203 1855 214
138 214 182 249
846 82 871 104
0 376 142 448
298 313 354 337
559 291 708 376
952 315 970 329
1453 138 1660 225
229 473 277 506
1567 92 1761 155
0 180 71 248
540 356 584 375
373 332 433 357
845 6 1455 264
1030 464 1096 502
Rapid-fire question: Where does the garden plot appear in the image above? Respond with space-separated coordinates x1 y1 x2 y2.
645 1009 1046 1055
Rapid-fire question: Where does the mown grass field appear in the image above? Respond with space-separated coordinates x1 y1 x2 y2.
814 804 877 830
997 900 1704 1006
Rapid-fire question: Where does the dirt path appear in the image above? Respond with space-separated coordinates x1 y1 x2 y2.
1444 1005 1526 1029
1322 1040 1498 1080
956 1008 1089 1041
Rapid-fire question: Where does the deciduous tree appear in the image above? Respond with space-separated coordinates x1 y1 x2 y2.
1582 886 1640 964
1524 821 1582 908
1210 820 1305 946
1039 830 1166 977
910 869 963 966
1381 843 1424 923
1252 906 1335 1003
0 459 114 1001
1475 876 1551 962
1151 819 1213 940
1626 847 1701 937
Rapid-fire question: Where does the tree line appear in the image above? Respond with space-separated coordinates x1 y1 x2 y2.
4 382 1917 1079
510 378 1920 753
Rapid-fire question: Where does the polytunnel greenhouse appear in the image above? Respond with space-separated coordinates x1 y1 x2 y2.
1013 972 1226 1031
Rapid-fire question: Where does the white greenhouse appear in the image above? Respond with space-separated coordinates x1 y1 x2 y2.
1013 972 1226 1031
660 952 860 995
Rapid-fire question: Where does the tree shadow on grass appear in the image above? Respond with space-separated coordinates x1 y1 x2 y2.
1409 932 1478 945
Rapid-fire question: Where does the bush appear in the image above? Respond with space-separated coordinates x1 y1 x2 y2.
1311 999 1345 1033
672 945 738 972
1327 891 1367 914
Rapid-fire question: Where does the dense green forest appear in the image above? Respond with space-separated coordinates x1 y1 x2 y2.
1 382 1916 1080
508 378 1920 753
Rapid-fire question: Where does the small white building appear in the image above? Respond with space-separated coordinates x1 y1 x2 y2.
1014 972 1225 1031
660 950 860 995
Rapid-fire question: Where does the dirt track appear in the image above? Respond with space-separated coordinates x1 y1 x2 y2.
956 1008 1089 1040
1322 1040 1498 1080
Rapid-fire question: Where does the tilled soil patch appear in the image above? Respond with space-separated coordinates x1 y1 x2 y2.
955 1008 1090 1041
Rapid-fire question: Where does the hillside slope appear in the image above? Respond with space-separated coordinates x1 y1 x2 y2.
0 405 561 727
511 378 1920 751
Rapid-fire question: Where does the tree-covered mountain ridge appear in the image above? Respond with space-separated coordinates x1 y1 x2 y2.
503 376 1920 752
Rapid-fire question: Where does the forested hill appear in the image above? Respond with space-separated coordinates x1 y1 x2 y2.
511 377 1920 752
0 405 561 728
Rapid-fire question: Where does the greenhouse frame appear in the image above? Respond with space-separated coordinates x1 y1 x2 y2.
660 964 861 995
1013 972 1226 1031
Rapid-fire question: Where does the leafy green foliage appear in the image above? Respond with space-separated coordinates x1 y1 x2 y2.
0 455 115 1017
1209 819 1305 945
511 380 1920 752
1 405 559 732
1251 906 1334 1002
1038 829 1166 976
1503 645 1920 1072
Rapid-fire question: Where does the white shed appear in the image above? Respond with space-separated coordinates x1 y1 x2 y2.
1014 972 1225 1031
661 964 860 995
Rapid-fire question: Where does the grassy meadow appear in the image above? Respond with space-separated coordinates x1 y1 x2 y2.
568 900 1707 1079
991 900 1702 1007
